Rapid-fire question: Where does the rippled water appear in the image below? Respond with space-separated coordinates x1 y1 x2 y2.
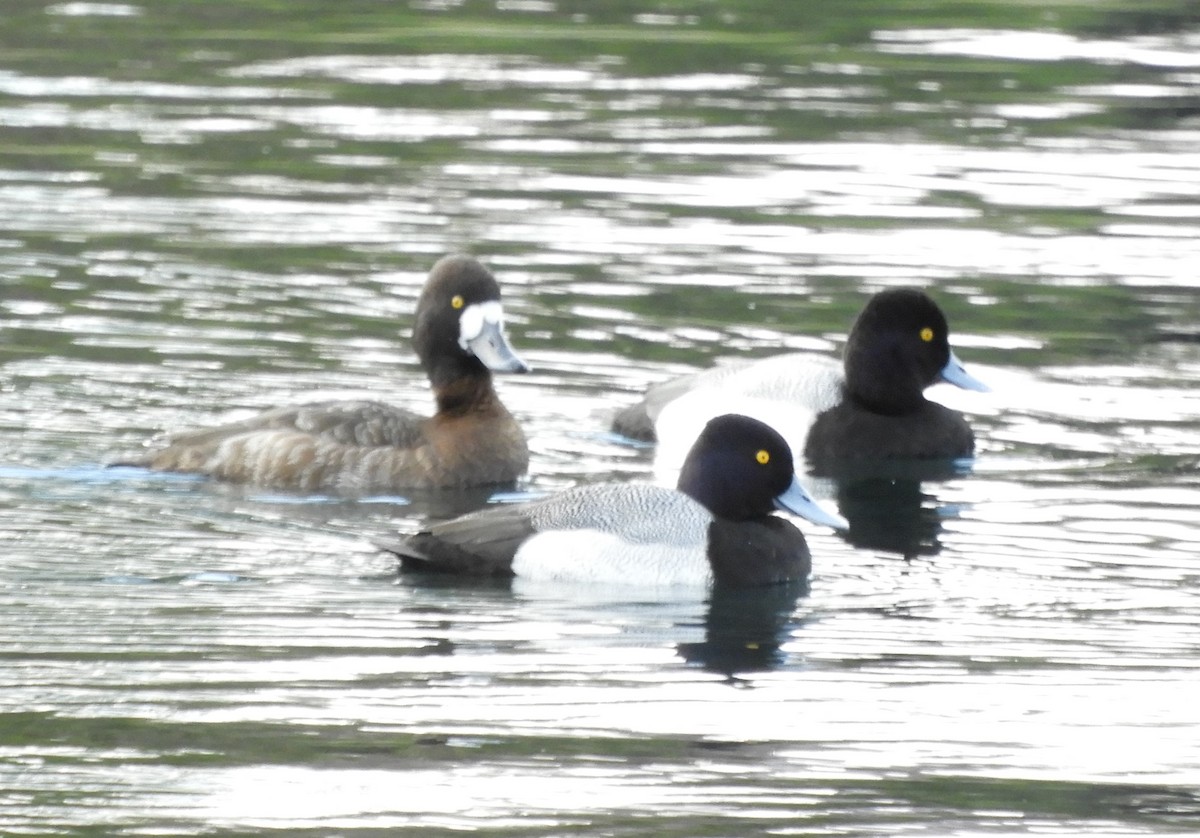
2 1 1199 834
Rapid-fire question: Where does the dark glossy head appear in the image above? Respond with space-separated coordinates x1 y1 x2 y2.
842 288 964 415
676 414 798 522
412 255 528 387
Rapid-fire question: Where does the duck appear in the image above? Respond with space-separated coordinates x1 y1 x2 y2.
122 255 530 494
383 414 848 588
611 288 989 475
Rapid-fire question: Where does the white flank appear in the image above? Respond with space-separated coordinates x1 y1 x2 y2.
511 529 711 588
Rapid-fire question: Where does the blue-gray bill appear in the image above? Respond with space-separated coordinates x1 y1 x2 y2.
773 476 849 530
940 351 989 393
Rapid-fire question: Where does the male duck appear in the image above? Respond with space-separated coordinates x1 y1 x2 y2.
384 414 847 588
612 289 988 474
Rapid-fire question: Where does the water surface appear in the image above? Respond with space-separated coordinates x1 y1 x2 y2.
1 0 1199 834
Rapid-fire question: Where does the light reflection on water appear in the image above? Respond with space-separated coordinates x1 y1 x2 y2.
876 27 1200 69
1 2 1200 834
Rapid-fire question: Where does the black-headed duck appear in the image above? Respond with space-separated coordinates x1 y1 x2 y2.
384 414 847 588
613 289 988 475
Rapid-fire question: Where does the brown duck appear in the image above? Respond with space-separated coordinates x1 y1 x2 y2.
123 255 529 494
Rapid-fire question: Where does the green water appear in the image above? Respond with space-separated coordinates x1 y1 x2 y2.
1 0 1198 834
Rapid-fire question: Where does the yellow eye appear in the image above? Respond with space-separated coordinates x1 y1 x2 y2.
755 449 770 465
451 295 464 310
919 327 934 342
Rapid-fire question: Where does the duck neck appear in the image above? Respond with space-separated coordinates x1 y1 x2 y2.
845 385 925 416
432 366 501 416
843 346 927 415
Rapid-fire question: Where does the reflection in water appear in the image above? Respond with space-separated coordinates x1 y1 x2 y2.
677 581 808 677
834 476 943 559
400 564 807 679
813 458 974 559
112 466 519 522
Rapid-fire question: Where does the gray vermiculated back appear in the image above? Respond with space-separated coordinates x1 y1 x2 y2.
527 482 712 547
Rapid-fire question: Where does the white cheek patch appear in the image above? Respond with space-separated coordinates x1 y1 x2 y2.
458 300 504 349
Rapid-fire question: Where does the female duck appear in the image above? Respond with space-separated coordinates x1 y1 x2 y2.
384 414 847 588
613 289 988 473
125 255 530 494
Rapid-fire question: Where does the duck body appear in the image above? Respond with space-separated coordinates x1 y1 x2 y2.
140 394 527 494
614 353 843 441
398 483 715 585
386 414 847 589
124 255 530 493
